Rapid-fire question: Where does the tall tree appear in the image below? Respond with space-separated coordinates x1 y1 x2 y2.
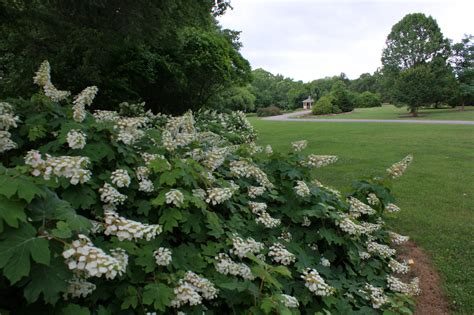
0 0 250 114
451 34 474 109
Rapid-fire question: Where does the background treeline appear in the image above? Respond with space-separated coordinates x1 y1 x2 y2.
0 3 472 116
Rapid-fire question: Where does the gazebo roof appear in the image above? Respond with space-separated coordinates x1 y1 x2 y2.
302 96 314 103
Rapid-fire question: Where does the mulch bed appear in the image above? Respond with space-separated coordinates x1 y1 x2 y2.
397 241 451 315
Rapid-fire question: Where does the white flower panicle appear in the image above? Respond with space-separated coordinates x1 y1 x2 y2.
386 203 401 213
205 186 237 205
62 234 128 279
301 268 335 296
72 86 98 122
291 140 308 152
248 186 266 198
360 284 389 309
136 166 154 192
265 144 273 155
231 236 264 258
256 211 281 228
33 61 71 102
389 259 410 274
388 231 410 245
154 247 172 266
64 278 96 299
166 189 184 207
93 110 119 123
202 147 228 171
359 251 371 260
302 216 312 227
192 188 206 199
387 276 420 296
367 193 380 206
280 294 299 308
295 180 311 197
0 102 19 153
99 183 127 206
170 271 218 308
215 253 255 280
110 169 131 188
230 160 274 189
25 150 92 184
348 197 377 217
248 201 267 213
367 241 396 258
66 129 87 150
103 210 162 241
268 243 296 265
301 154 338 168
0 131 17 153
320 257 331 267
278 231 292 242
387 154 413 179
115 116 148 145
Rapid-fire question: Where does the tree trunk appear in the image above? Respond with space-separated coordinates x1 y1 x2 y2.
410 107 418 117
461 101 465 111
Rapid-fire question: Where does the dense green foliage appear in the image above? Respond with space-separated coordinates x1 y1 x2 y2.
451 35 474 107
312 95 341 115
0 0 250 114
0 63 420 314
257 105 282 117
355 92 382 108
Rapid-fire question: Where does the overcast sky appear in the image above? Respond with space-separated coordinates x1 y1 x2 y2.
218 0 474 81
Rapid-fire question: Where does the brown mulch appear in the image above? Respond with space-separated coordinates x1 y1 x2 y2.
397 241 451 315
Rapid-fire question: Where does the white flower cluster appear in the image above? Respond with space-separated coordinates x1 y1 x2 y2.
301 268 335 296
170 271 218 308
110 169 131 188
25 150 91 184
248 186 265 198
64 278 96 299
320 257 331 267
360 283 388 309
247 142 263 155
93 110 119 123
348 197 377 217
301 154 338 168
162 114 197 151
280 294 299 308
302 216 312 227
312 179 342 197
294 180 311 197
360 222 382 234
103 210 162 241
387 154 413 179
367 193 380 206
278 231 292 242
141 153 168 167
62 234 128 279
359 251 371 260
385 203 401 213
153 247 172 266
135 166 154 192
166 189 184 207
192 188 206 199
0 102 19 153
230 160 274 189
249 202 280 228
387 276 420 296
115 116 148 145
99 183 127 206
265 144 273 155
388 231 410 245
367 241 396 258
33 61 71 102
389 259 409 274
214 253 255 280
248 202 267 213
335 214 367 236
202 147 228 171
66 129 87 149
268 243 295 265
72 86 98 122
291 140 308 152
231 236 264 258
205 186 237 205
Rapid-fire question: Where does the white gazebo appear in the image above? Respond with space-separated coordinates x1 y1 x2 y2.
302 96 314 109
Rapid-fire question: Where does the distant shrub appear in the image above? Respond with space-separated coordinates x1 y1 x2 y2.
312 95 341 115
356 92 382 108
331 81 355 112
257 105 282 117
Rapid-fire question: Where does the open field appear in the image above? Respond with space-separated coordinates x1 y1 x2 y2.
302 105 474 121
250 118 474 314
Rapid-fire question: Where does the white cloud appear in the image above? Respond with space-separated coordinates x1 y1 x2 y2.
219 0 474 81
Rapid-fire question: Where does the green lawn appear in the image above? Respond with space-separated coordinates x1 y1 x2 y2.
249 118 474 314
303 105 474 120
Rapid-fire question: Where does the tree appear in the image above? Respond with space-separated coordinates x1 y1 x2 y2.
382 13 450 70
451 34 474 109
0 0 251 114
330 81 355 112
393 65 436 116
209 86 256 112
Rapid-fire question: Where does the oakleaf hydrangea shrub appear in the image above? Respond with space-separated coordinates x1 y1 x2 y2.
0 61 417 314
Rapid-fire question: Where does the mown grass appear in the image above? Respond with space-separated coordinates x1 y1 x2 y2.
304 105 474 120
249 118 474 314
